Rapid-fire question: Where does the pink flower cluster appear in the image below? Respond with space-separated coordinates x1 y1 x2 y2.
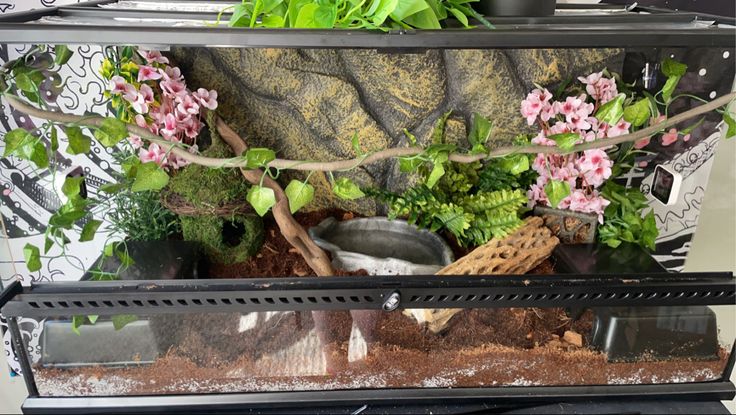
522 72 625 223
107 50 218 170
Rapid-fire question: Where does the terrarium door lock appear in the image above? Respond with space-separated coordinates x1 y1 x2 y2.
382 291 401 312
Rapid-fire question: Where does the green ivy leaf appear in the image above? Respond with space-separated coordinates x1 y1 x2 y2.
351 132 363 156
44 234 54 254
94 117 129 147
112 314 138 331
243 148 276 169
595 94 626 125
87 315 99 325
661 75 680 103
247 185 277 216
23 243 41 272
54 45 74 66
61 176 84 198
426 162 445 189
389 0 428 21
399 156 423 173
498 154 530 175
65 126 92 155
723 111 736 139
72 315 85 336
468 112 493 148
662 57 687 78
50 126 59 152
332 177 365 200
79 219 102 242
285 179 315 214
131 162 169 192
104 242 115 257
15 73 36 94
28 142 49 169
116 247 135 267
99 182 125 194
3 128 34 157
623 98 650 127
544 180 571 209
372 0 399 26
548 132 580 151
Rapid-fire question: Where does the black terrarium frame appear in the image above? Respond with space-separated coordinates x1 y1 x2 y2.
1 273 735 413
1 1 735 414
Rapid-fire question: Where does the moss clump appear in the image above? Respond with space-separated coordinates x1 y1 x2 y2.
181 215 264 264
168 130 251 210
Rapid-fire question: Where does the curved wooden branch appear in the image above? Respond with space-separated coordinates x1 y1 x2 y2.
4 90 734 173
212 116 335 277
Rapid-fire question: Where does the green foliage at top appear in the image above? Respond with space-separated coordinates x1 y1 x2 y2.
225 0 494 30
366 114 532 247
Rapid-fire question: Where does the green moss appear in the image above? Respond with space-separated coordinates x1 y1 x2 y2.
168 126 250 210
180 215 264 264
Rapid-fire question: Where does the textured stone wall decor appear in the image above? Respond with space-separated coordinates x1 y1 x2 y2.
170 47 625 214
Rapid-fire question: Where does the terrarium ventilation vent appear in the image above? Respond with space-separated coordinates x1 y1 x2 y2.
6 283 734 317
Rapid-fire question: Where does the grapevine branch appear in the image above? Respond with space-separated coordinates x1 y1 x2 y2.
3 91 734 173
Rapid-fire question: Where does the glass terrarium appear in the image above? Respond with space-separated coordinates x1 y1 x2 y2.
0 1 735 413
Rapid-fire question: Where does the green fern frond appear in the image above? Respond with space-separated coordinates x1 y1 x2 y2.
463 189 527 215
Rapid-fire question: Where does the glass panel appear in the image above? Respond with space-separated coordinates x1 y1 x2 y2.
25 304 733 397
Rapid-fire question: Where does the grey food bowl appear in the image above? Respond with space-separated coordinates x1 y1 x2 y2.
308 217 454 275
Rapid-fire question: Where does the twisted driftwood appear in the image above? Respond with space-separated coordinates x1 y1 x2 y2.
405 217 560 333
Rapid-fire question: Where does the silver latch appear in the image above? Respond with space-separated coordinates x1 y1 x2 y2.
382 291 401 312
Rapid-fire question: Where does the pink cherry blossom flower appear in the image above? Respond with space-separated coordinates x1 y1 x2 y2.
527 184 548 208
137 65 162 82
606 120 631 138
555 95 584 118
127 135 143 149
162 66 183 82
578 71 619 103
161 113 177 138
520 88 552 126
138 49 169 65
578 149 613 187
139 143 168 168
531 131 556 146
182 117 201 139
109 75 138 102
131 84 155 114
638 161 649 168
567 113 591 131
161 79 186 97
683 134 691 142
193 88 218 110
634 136 651 149
176 94 200 116
2 187 11 196
661 128 679 146
134 114 148 129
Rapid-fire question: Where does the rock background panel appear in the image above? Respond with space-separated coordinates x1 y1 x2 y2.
170 48 624 215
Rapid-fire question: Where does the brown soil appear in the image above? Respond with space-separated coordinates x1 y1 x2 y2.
34 306 730 396
209 209 364 278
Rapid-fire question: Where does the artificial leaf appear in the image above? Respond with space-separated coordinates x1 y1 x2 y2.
372 0 399 26
229 3 251 26
426 162 445 189
131 162 169 192
15 73 36 94
116 248 135 267
285 179 315 214
61 176 85 198
314 4 337 27
447 7 469 27
661 75 680 103
295 3 321 27
403 7 441 29
498 154 529 175
44 234 54 254
623 98 650 127
87 315 99 325
72 315 85 336
65 126 91 155
398 156 423 173
548 132 579 151
50 126 59 152
723 111 736 139
112 314 138 331
595 94 625 125
3 128 34 157
468 112 492 148
247 185 277 216
23 243 41 272
544 180 570 209
351 132 363 156
94 117 129 147
104 242 115 257
99 182 125 194
79 219 102 242
243 148 276 169
662 57 687 78
287 0 312 26
390 0 429 21
28 142 49 169
332 177 365 200
54 45 74 66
